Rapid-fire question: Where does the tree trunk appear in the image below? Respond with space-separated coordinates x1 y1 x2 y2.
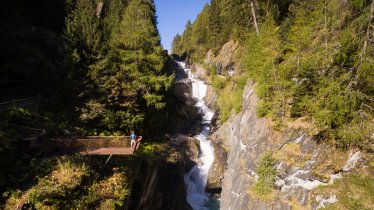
349 0 374 89
251 1 260 35
361 0 374 59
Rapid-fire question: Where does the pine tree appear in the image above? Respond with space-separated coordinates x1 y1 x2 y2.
99 0 172 131
207 0 223 52
172 33 182 54
221 0 252 36
63 0 102 108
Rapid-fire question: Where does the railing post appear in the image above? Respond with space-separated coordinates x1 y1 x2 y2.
133 136 142 153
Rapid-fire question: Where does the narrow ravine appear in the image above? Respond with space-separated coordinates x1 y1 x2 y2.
178 62 218 210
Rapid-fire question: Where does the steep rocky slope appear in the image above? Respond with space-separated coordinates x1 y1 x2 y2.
209 80 372 209
189 41 374 210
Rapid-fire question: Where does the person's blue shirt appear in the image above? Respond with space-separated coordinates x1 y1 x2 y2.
130 134 136 141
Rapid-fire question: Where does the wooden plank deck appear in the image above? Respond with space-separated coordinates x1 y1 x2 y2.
64 136 143 156
81 147 134 155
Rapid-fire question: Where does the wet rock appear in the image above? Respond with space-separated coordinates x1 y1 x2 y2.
127 152 192 210
190 122 203 136
192 65 207 80
169 79 201 134
203 84 217 111
206 135 227 193
172 80 194 104
172 134 200 172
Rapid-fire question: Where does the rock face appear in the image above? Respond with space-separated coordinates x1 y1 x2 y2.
127 134 202 210
168 41 371 210
206 135 227 193
168 63 202 135
204 40 240 76
204 85 217 111
171 134 201 172
209 80 367 210
127 151 192 210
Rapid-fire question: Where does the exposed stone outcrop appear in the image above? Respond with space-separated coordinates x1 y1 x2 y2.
204 40 240 76
168 64 202 135
171 134 201 171
209 80 369 210
204 85 217 111
127 140 198 210
191 65 207 81
206 137 227 194
174 40 372 210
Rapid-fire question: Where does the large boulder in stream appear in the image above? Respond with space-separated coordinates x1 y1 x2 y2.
171 134 201 172
206 136 227 195
168 79 202 135
204 84 218 111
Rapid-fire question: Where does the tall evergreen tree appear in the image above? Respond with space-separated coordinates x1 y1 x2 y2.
207 0 223 52
98 0 172 131
221 0 252 36
63 0 102 109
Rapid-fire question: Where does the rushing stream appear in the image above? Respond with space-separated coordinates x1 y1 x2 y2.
178 62 218 210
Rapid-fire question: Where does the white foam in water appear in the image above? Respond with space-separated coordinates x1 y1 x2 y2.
179 62 216 210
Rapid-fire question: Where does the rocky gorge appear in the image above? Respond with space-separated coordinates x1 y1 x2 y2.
208 79 371 209
114 42 373 210
179 40 374 209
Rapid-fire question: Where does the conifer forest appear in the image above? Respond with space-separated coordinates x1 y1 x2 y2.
0 0 373 209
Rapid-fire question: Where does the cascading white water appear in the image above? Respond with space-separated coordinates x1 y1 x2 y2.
179 62 216 210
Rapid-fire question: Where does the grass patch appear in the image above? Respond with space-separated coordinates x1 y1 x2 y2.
136 142 166 158
274 143 312 168
312 149 348 180
4 155 132 210
317 174 374 210
215 75 248 122
253 152 276 196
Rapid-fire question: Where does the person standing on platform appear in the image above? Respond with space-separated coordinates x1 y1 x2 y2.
130 131 136 150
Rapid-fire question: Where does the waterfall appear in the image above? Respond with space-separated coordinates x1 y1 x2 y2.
179 62 217 210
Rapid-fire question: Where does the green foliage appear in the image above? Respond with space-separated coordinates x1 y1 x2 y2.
243 0 373 149
254 152 276 195
136 142 166 158
0 131 12 153
221 0 252 38
175 0 373 150
78 170 130 209
172 0 288 58
215 75 248 122
27 158 91 208
5 156 132 209
3 108 33 125
320 174 374 210
207 0 224 53
63 0 173 133
244 16 288 121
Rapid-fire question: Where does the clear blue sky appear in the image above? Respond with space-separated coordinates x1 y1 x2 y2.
154 0 210 52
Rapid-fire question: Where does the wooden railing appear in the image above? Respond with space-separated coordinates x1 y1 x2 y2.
63 136 143 155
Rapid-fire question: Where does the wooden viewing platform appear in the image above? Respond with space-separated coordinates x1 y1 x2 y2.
4 122 143 156
63 136 143 156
